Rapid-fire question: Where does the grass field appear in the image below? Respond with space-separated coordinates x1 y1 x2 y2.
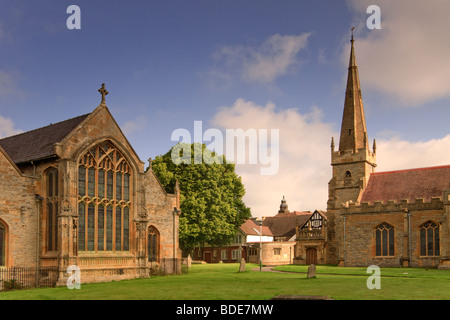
0 263 450 300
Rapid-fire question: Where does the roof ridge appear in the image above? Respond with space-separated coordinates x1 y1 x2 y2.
372 164 450 176
0 113 90 141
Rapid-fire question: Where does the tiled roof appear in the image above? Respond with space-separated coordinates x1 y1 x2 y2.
240 219 273 237
360 165 450 204
0 114 89 164
263 211 311 238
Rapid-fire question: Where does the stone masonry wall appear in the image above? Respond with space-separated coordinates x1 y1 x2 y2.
0 149 38 267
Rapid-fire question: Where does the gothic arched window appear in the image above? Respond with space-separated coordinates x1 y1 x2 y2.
0 221 6 266
420 221 440 257
148 226 159 262
78 141 131 252
46 168 59 252
375 223 394 257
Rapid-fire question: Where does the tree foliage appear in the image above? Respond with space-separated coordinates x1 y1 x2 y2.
151 143 251 252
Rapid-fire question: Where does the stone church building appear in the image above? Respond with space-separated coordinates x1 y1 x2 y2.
0 85 181 285
322 35 450 269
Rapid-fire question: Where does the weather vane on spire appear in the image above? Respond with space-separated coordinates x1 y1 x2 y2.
98 83 109 104
351 27 355 42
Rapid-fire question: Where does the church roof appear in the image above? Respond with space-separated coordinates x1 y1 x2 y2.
0 113 90 164
360 165 450 204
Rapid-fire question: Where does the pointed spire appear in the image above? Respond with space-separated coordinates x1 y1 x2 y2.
338 29 369 152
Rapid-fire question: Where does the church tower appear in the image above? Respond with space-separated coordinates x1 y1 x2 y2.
326 32 377 264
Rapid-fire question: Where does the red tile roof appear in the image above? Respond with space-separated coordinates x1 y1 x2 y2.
360 165 450 204
0 114 89 164
239 219 273 237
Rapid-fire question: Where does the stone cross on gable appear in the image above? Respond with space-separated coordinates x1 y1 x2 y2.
98 83 109 104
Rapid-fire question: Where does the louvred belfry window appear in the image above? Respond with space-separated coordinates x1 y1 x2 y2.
78 141 131 252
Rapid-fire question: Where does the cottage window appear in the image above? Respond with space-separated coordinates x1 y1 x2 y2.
46 168 59 252
375 223 394 257
78 141 131 252
221 250 228 261
420 222 440 257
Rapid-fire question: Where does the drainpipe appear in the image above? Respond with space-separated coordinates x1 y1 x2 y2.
407 210 412 267
35 194 44 286
343 215 346 267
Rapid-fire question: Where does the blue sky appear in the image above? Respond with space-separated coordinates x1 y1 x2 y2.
1 0 450 215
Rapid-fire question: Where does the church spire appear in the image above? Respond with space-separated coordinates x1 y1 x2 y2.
338 30 369 152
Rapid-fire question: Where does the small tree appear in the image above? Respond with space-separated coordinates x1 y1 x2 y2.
151 143 251 253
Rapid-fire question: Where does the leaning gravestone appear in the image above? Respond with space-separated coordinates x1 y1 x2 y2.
239 258 246 272
307 264 316 279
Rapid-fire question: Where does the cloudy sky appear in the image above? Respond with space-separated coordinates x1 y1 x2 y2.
1 0 450 217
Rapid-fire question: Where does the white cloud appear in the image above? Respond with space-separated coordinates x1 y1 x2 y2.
376 135 450 172
210 33 311 86
121 115 147 136
209 98 450 218
346 0 450 106
0 115 21 138
211 98 336 217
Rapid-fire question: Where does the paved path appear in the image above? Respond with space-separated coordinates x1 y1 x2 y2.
251 266 293 273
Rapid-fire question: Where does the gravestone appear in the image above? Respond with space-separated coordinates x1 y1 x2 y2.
239 258 246 272
307 264 316 279
187 254 192 268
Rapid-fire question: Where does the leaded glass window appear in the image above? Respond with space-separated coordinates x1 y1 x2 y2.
0 222 5 266
148 226 159 262
420 221 440 257
78 141 132 252
46 168 59 252
375 223 394 257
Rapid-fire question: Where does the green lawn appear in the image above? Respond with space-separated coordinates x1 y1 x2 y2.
1 263 450 300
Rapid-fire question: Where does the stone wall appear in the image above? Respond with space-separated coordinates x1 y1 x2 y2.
338 198 447 267
0 148 38 267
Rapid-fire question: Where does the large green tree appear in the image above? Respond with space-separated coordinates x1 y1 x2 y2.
151 143 251 252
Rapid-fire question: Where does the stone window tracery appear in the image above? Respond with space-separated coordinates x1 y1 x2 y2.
148 226 159 262
78 141 131 252
375 223 394 257
0 221 5 266
46 168 59 252
420 221 439 257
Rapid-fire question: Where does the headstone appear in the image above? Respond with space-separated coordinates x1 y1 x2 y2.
307 264 316 279
239 258 246 272
187 254 192 268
